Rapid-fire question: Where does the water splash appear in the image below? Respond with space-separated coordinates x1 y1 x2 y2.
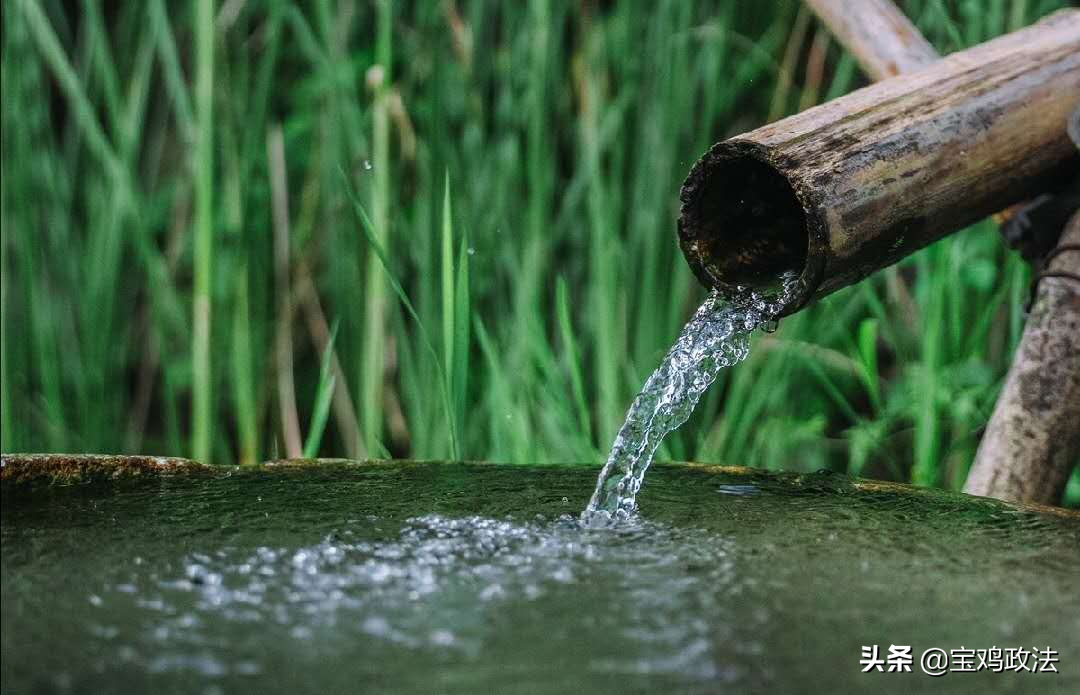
143 513 737 673
584 272 799 523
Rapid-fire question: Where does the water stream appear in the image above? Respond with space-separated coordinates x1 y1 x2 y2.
584 272 800 522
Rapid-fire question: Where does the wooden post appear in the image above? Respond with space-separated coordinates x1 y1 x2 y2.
804 0 939 79
964 214 1080 503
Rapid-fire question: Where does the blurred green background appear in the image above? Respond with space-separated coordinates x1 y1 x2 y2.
2 0 1075 501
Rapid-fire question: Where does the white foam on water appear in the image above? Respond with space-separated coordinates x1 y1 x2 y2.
584 272 800 523
123 513 742 680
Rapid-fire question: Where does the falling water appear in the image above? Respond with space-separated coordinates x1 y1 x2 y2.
583 272 800 523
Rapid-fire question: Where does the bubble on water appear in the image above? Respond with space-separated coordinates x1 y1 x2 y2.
584 271 799 522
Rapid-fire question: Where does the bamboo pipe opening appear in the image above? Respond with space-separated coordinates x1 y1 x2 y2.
678 141 823 313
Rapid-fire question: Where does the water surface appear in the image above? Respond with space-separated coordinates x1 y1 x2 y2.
3 461 1078 694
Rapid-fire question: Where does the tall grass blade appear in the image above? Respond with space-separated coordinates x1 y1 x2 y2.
303 321 339 459
342 170 457 460
191 0 215 464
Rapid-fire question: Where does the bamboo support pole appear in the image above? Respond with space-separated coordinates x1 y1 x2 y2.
678 9 1080 315
804 0 939 79
964 214 1080 503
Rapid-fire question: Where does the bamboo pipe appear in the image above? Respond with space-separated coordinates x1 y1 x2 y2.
678 10 1080 315
806 0 1031 231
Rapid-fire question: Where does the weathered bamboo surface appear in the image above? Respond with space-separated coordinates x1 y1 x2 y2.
963 214 1080 504
679 9 1080 315
805 0 939 79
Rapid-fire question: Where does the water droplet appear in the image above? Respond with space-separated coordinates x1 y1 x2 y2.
363 160 373 170
467 247 475 256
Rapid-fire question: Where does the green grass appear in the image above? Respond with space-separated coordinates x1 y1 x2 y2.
1 0 1076 503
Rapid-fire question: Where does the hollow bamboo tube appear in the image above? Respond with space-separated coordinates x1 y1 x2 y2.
678 10 1080 315
804 0 938 79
